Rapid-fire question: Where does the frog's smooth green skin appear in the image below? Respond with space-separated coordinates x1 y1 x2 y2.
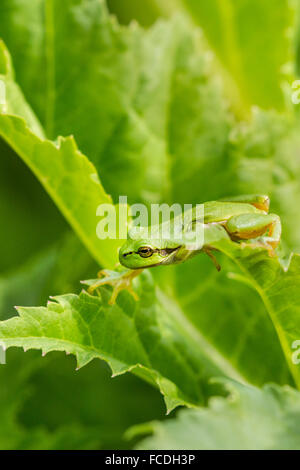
88 195 281 303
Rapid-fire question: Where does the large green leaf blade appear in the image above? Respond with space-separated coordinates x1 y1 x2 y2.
0 112 120 268
0 242 300 410
0 2 299 408
233 251 300 388
132 379 300 449
0 40 44 138
208 239 300 388
0 272 232 411
165 103 300 389
170 0 296 114
0 0 169 202
0 348 101 450
165 254 292 388
0 0 232 204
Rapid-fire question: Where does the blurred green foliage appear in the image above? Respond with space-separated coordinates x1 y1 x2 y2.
0 0 300 450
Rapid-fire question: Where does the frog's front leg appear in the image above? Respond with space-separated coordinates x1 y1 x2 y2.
222 194 270 212
82 269 141 305
224 213 281 256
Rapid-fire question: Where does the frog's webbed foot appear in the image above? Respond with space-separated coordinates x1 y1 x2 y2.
247 218 281 257
81 269 141 305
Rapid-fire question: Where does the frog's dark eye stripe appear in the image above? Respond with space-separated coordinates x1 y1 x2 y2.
159 247 180 256
124 246 180 259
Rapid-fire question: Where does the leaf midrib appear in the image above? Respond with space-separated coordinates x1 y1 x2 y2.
226 251 299 389
157 288 250 385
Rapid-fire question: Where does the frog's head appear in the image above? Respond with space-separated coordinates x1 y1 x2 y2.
119 228 181 269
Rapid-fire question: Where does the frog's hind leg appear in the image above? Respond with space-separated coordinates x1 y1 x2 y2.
221 194 270 212
224 213 281 256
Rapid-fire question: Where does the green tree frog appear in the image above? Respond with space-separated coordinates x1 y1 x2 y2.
87 195 281 304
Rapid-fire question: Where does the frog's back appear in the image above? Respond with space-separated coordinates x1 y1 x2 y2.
202 201 262 223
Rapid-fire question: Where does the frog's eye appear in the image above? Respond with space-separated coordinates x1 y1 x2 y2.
137 246 154 258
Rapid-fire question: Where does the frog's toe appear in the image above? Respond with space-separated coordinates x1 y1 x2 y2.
240 240 276 257
81 271 116 293
108 283 139 305
127 285 139 302
87 278 111 294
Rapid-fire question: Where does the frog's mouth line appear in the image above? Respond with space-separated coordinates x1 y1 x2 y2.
147 246 182 268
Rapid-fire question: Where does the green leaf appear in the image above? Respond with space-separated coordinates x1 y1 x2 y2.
0 0 231 204
0 348 164 450
201 237 300 388
0 137 67 273
0 40 123 268
1 236 300 411
0 0 168 202
164 105 300 388
0 40 44 138
167 0 296 114
166 22 230 204
0 233 97 320
132 379 300 450
228 109 300 252
230 250 300 389
0 113 121 268
107 0 165 27
0 270 246 412
0 0 299 417
0 249 58 321
164 253 293 389
0 243 165 449
19 352 165 449
105 0 296 113
0 349 101 450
